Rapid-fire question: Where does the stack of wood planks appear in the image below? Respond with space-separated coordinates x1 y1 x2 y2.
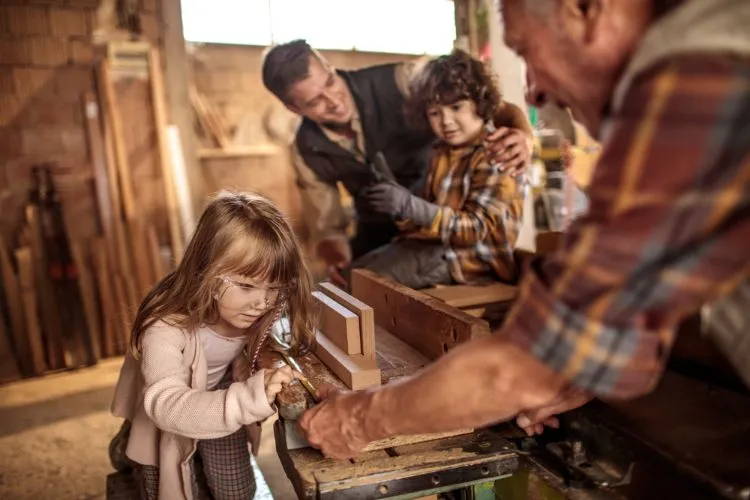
312 281 381 390
0 41 187 382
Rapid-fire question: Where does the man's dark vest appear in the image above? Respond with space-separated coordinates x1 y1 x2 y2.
295 64 435 226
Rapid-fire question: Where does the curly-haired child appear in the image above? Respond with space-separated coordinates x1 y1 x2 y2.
353 49 525 289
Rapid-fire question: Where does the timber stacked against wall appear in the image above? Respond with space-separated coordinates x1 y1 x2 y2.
0 0 169 382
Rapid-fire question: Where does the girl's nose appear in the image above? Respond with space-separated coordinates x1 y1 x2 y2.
251 292 268 309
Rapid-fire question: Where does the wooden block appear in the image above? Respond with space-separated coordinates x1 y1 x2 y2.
312 290 360 355
313 331 380 390
351 269 490 361
318 281 375 359
422 282 517 308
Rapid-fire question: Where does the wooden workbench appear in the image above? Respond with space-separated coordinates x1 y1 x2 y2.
272 328 520 499
275 423 519 499
273 270 519 498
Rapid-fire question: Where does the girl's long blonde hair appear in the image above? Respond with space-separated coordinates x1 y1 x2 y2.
129 191 315 360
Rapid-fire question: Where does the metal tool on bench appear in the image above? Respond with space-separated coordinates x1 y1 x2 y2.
269 333 319 403
269 333 321 450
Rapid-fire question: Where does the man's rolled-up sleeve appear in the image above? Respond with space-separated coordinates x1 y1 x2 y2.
499 56 750 399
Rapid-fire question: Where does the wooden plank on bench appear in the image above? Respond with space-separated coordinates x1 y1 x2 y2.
313 331 381 390
422 283 517 308
312 291 361 355
318 282 376 359
351 269 490 361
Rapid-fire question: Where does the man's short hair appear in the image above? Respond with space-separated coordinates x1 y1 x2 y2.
261 39 319 104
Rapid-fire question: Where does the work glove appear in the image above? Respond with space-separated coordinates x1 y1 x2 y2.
363 181 440 227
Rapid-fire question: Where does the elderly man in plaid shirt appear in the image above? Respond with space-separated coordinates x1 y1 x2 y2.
299 0 750 459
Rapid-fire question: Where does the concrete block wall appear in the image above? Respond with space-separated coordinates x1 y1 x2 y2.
0 0 162 247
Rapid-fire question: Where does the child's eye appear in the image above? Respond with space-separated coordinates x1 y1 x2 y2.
451 103 463 111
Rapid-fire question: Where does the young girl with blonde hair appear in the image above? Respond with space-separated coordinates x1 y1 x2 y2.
110 191 315 500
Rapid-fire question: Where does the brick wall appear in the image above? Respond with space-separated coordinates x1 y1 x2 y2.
189 44 417 234
0 0 162 248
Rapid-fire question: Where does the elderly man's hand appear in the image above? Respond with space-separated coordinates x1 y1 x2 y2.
298 385 375 460
484 127 533 176
516 386 593 436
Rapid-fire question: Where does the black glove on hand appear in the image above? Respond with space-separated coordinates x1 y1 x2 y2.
363 182 440 227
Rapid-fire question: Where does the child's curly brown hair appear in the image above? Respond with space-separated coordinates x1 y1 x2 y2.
406 49 502 132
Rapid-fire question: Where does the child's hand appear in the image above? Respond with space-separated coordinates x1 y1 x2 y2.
263 366 301 404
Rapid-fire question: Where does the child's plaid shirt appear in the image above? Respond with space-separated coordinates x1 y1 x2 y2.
398 131 523 284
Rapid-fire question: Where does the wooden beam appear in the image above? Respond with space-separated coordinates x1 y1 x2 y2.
318 282 375 359
92 238 117 358
0 287 21 383
148 47 184 261
15 248 46 375
351 269 490 361
312 291 361 355
0 237 32 376
70 242 102 361
160 0 203 219
421 283 517 309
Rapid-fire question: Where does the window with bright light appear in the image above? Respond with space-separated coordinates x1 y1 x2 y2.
181 0 456 55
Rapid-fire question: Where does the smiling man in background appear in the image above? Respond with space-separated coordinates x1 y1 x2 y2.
262 40 532 285
297 0 750 459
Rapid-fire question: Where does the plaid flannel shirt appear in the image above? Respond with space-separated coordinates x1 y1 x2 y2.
401 132 522 283
501 55 750 399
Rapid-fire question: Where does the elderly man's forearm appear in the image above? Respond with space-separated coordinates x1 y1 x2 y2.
361 335 565 439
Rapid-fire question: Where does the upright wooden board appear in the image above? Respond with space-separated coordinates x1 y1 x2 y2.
318 282 375 359
0 291 21 383
351 269 490 361
15 248 47 375
0 238 32 376
312 291 361 355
